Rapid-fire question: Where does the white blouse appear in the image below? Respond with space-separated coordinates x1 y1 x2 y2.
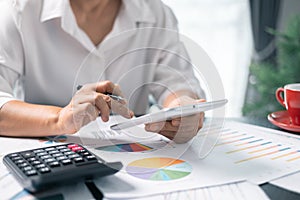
0 0 204 115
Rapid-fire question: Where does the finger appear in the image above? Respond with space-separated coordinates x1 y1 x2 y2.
198 112 205 129
145 122 165 132
110 98 133 118
95 81 113 93
94 94 111 122
73 92 110 122
113 84 124 97
95 81 123 97
72 93 96 105
145 121 177 132
158 131 175 140
171 118 181 126
173 136 194 144
197 99 206 103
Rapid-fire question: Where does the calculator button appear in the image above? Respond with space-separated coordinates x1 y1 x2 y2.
31 160 42 165
64 151 75 156
61 159 72 165
22 166 33 171
40 155 52 160
25 170 37 176
52 153 63 158
15 159 26 164
56 146 67 150
49 162 60 168
39 167 51 174
49 150 60 154
21 152 35 158
59 148 69 153
36 152 48 157
44 158 56 163
33 149 44 153
68 154 80 159
82 152 90 156
9 153 19 158
76 149 86 154
45 147 56 151
74 157 84 163
27 157 37 162
71 146 83 152
18 163 29 168
86 155 97 161
56 156 68 161
35 164 46 169
11 156 22 161
67 144 78 149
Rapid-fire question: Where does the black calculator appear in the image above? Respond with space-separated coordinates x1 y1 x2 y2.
3 143 122 193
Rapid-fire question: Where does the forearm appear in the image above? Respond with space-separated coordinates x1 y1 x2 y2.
0 100 63 137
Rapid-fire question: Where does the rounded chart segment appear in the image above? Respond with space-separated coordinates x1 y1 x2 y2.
126 157 192 181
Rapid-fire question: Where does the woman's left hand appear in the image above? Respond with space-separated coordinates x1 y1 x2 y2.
145 96 205 144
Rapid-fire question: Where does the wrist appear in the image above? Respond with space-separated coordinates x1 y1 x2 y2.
48 106 70 135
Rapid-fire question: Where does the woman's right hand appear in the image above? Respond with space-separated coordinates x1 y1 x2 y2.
56 81 134 134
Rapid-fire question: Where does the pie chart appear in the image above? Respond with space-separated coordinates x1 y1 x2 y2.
126 157 192 181
96 143 153 152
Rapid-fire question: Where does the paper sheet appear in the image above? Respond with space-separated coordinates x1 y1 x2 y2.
1 117 300 199
87 119 300 199
270 172 300 194
137 182 269 200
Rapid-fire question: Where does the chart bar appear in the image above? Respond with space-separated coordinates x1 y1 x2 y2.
287 155 300 162
221 131 238 136
271 151 299 160
235 147 291 164
226 142 272 154
248 145 281 154
216 136 255 146
221 133 247 140
235 139 264 147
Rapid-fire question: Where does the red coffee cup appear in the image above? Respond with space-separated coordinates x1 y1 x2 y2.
276 83 300 126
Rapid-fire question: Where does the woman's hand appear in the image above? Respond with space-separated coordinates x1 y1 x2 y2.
145 96 205 144
57 81 134 134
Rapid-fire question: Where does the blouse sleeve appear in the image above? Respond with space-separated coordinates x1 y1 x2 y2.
0 1 24 108
148 2 205 105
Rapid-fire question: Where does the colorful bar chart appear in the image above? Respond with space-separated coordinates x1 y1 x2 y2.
215 127 300 164
96 139 172 153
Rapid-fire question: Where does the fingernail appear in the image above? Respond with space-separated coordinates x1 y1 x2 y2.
130 111 134 117
150 125 160 132
172 121 180 126
104 96 111 102
102 116 108 122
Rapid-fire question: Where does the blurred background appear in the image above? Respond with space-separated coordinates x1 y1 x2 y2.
163 0 300 118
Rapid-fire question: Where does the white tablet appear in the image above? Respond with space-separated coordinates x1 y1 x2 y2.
110 99 228 130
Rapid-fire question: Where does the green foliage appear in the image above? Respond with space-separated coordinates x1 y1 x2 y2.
243 15 300 117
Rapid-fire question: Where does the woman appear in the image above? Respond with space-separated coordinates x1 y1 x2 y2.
0 0 205 143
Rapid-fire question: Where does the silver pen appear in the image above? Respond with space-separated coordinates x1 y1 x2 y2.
76 85 125 102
